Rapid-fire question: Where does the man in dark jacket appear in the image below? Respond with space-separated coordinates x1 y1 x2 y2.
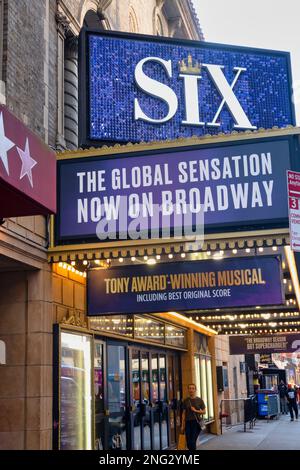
286 384 298 421
278 380 288 414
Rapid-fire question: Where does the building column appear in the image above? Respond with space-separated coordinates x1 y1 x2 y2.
56 12 70 150
64 36 78 150
181 328 195 394
0 266 53 450
208 335 221 435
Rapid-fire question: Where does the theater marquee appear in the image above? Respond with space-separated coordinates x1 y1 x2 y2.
229 333 300 355
55 131 298 245
87 256 283 316
79 30 295 146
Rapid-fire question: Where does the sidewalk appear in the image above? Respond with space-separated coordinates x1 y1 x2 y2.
198 414 300 450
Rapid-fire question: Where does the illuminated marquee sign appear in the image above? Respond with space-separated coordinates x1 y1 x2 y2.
87 256 283 316
56 133 296 245
79 30 295 145
230 333 300 355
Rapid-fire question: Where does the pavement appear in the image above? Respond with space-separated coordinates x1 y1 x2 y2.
197 413 300 450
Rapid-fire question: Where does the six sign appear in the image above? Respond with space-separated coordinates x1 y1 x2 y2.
134 58 257 129
81 30 295 145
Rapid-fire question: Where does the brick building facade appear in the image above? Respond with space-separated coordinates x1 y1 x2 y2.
0 0 206 450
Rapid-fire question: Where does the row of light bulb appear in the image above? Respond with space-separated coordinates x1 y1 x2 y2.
213 320 300 329
191 311 299 322
58 262 86 277
72 245 281 266
116 246 279 263
225 327 300 335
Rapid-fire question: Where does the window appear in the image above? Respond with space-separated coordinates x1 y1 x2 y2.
165 324 186 348
223 364 229 388
89 315 187 349
90 315 134 337
194 332 214 421
60 331 93 450
134 316 164 343
194 354 215 421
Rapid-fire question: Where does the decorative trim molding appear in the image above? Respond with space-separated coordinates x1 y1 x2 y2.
56 126 300 160
48 230 290 263
56 11 70 37
156 0 166 10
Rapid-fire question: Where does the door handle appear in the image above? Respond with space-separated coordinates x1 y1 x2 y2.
104 409 110 416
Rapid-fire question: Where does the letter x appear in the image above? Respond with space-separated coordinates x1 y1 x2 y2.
203 64 257 130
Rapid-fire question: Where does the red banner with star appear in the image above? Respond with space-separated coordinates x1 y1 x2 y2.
0 105 56 217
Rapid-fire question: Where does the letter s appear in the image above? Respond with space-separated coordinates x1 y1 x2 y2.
134 57 178 123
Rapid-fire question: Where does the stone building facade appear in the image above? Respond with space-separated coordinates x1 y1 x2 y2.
0 0 203 450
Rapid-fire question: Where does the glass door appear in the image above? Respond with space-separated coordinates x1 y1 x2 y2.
168 353 181 447
94 339 106 450
131 349 142 450
107 343 127 449
128 346 176 450
151 353 161 449
151 353 169 449
159 355 169 449
129 349 152 450
141 352 151 449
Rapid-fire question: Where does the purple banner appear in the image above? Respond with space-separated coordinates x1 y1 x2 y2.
87 256 283 316
230 333 300 355
57 139 290 243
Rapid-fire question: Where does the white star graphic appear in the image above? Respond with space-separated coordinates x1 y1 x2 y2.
0 112 15 175
16 138 37 188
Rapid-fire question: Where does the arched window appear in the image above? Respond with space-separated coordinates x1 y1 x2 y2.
129 7 139 33
83 10 103 29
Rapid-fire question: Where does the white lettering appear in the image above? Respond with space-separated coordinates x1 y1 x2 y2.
134 57 178 123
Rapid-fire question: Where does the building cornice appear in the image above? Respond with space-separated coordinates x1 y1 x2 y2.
0 226 48 269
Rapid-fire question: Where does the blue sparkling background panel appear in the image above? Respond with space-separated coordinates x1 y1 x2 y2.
88 34 294 143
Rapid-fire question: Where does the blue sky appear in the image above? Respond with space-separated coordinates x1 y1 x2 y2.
192 0 300 124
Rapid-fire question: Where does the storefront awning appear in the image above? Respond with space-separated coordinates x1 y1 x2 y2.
0 105 56 217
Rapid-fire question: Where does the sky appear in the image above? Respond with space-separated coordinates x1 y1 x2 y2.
192 0 300 124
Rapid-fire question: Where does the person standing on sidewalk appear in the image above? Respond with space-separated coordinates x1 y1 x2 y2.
296 385 300 409
286 384 298 421
181 384 206 451
278 380 288 414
